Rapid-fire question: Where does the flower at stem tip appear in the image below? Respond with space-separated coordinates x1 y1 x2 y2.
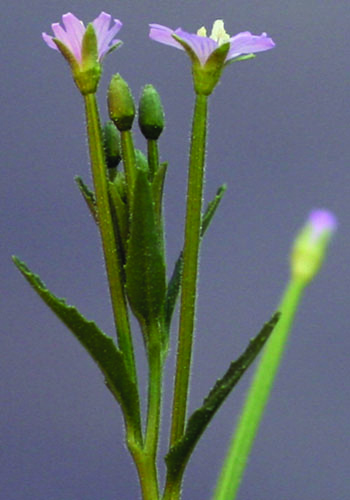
291 209 337 284
42 12 123 94
149 20 275 95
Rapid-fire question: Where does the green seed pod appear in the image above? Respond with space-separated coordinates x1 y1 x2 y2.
138 84 165 140
108 73 135 131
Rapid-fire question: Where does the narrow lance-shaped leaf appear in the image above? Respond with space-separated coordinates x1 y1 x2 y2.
108 179 129 256
165 312 280 479
164 184 226 331
75 176 97 222
125 167 166 326
200 184 227 236
164 251 183 332
13 256 142 437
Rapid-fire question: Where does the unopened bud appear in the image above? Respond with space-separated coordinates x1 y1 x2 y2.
113 171 127 203
103 121 121 170
138 85 165 140
108 73 135 131
291 209 337 284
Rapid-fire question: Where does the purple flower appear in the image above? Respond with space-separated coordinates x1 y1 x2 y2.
149 20 275 66
308 209 337 240
42 12 122 64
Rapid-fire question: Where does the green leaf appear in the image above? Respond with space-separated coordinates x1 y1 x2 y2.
75 176 97 222
164 185 226 332
201 184 227 237
13 256 142 434
108 179 129 255
165 312 280 479
164 251 183 332
125 167 166 325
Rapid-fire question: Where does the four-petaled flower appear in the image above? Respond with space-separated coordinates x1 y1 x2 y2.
149 20 275 66
42 12 122 65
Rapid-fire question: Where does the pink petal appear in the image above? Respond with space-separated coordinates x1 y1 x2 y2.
61 13 85 62
175 29 217 65
227 32 275 60
149 24 183 50
51 22 71 47
93 12 122 59
42 32 58 50
149 24 218 65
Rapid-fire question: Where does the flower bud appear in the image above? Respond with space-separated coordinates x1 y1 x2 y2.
113 171 128 203
103 121 121 170
291 209 337 284
108 74 135 131
138 85 165 140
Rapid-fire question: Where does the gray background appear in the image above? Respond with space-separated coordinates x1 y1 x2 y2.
1 1 349 499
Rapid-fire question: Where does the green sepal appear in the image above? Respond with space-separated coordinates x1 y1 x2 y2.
193 41 230 95
226 53 256 66
75 176 97 222
104 41 123 59
81 24 99 69
108 179 129 255
78 24 101 94
52 38 80 75
12 256 142 434
172 33 200 66
165 312 280 479
201 184 227 236
125 167 166 325
152 161 168 222
172 34 229 94
164 185 226 332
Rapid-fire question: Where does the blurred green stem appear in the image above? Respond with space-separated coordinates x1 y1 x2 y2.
213 277 305 500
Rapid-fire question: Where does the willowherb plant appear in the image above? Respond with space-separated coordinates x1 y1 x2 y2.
13 11 336 500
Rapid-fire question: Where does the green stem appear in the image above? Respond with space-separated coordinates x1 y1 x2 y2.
164 94 208 500
213 277 306 500
147 139 159 180
132 320 163 500
83 94 138 388
120 129 136 200
128 445 159 500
